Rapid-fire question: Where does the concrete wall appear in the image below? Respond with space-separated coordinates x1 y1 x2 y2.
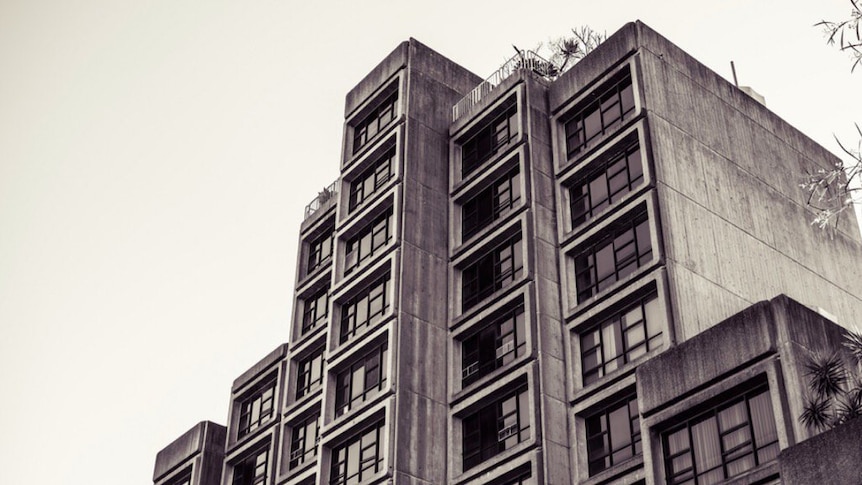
629 21 862 341
779 416 862 485
153 421 226 485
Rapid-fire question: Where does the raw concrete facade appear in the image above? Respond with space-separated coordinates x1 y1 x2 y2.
154 21 862 485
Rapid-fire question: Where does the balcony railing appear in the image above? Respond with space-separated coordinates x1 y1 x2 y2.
303 180 338 221
452 50 556 122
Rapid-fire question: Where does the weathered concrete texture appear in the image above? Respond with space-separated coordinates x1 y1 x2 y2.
778 416 862 485
393 389 449 484
231 343 287 391
344 42 408 118
153 421 226 484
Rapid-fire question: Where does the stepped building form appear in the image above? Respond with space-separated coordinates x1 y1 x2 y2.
153 21 862 485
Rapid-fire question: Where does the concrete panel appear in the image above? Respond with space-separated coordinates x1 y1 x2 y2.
396 313 448 398
407 37 481 98
154 421 226 482
231 344 288 391
537 312 565 361
394 390 448 483
532 202 558 246
538 354 567 403
657 186 721 283
531 168 556 214
542 439 573 485
401 178 448 252
398 243 448 324
345 43 408 118
407 70 464 137
779 417 862 485
402 119 449 193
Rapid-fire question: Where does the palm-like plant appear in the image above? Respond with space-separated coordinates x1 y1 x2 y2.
800 329 862 430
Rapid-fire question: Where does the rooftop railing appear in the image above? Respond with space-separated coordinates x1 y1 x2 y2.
303 180 338 221
452 50 557 122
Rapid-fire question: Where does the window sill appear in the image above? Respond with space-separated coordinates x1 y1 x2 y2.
579 454 643 485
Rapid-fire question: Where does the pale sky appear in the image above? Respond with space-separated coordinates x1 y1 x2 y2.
1 1 860 484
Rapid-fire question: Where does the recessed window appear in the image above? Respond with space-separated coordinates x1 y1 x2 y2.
462 166 521 241
585 391 641 476
329 420 386 485
232 447 268 485
296 347 325 400
662 384 779 485
238 377 276 438
564 69 635 159
335 342 388 416
288 413 319 470
462 233 523 311
499 470 533 485
462 304 526 386
340 274 390 343
302 287 328 336
307 226 334 276
570 136 643 228
463 385 530 470
574 207 651 303
345 210 393 274
168 470 191 485
580 291 662 385
461 97 519 177
353 88 398 154
349 147 395 212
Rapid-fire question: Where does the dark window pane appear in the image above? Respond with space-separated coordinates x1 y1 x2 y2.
461 304 526 385
462 98 518 177
353 89 398 154
564 69 636 159
340 275 390 343
463 385 530 470
568 137 643 228
462 233 523 311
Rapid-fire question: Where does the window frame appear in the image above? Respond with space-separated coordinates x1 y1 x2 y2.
328 419 386 485
461 303 527 386
301 286 329 336
458 95 520 178
295 346 325 400
231 446 269 485
334 341 389 417
351 84 399 155
339 273 391 344
237 376 277 439
461 232 524 312
461 384 531 471
660 383 780 485
583 390 642 476
344 209 394 275
288 412 320 470
461 165 522 242
306 224 334 277
348 145 396 213
562 67 636 161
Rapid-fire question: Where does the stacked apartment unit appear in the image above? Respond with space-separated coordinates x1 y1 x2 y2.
153 21 862 485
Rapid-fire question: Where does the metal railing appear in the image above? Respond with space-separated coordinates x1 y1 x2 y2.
452 50 556 122
303 180 338 221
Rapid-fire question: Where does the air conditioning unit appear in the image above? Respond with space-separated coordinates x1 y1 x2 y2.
497 424 518 442
462 362 479 379
495 341 515 359
289 448 304 461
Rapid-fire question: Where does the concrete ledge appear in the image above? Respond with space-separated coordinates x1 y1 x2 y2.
153 421 226 481
778 416 862 485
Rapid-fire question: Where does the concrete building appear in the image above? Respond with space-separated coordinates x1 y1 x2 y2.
153 21 862 485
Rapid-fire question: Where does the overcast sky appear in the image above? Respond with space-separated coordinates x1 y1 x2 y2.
1 1 860 484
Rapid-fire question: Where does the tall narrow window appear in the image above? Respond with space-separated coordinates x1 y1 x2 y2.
462 166 521 240
335 342 388 416
345 210 393 274
462 304 526 385
463 385 530 470
662 384 779 485
574 207 652 303
353 89 398 154
580 292 663 385
330 420 386 485
302 287 328 335
288 413 319 469
295 348 325 400
349 147 395 212
307 226 334 275
238 377 276 438
461 97 519 177
462 233 523 311
340 275 390 343
564 69 635 159
585 392 641 475
569 137 644 227
232 448 268 485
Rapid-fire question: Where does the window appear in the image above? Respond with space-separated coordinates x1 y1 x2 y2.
353 89 398 154
564 69 635 159
238 377 276 438
574 208 651 303
462 233 523 311
501 470 532 485
329 420 386 485
345 210 393 274
585 392 641 476
462 304 526 386
232 448 268 485
289 413 319 469
307 226 334 275
462 166 521 240
463 385 530 470
336 342 388 416
296 347 325 400
580 292 662 385
461 98 519 177
340 274 390 343
570 137 644 227
168 470 191 485
302 287 328 335
349 147 395 211
662 384 779 485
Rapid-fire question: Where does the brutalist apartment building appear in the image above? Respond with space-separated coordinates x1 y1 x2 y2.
152 21 862 485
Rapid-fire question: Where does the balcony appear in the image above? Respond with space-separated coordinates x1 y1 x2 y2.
303 180 338 221
452 50 556 122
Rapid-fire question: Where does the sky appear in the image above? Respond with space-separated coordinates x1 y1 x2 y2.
0 1 860 484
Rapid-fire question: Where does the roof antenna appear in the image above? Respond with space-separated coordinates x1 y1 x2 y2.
730 61 739 87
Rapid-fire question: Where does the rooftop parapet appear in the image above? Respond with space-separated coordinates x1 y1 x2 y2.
303 179 338 221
